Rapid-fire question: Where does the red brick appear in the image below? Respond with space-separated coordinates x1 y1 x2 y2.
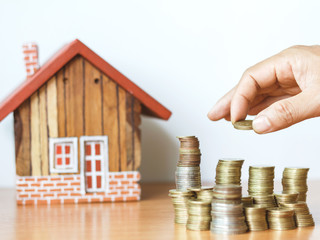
64 188 74 191
96 192 106 196
18 178 24 182
57 183 68 186
70 182 80 186
38 189 47 192
114 175 124 179
76 176 81 180
17 184 28 187
127 174 134 179
86 193 94 196
57 193 68 197
51 177 62 181
108 191 118 195
37 178 48 181
115 186 125 190
31 194 41 198
109 175 113 179
17 200 24 205
109 181 118 185
16 189 23 192
31 183 41 187
121 181 130 185
78 198 89 203
132 191 140 195
25 199 35 205
127 186 135 189
25 178 35 181
19 194 28 198
50 189 62 192
126 196 139 201
43 194 54 197
44 183 54 187
70 193 82 196
121 191 129 195
64 177 74 181
90 198 101 203
25 189 35 192
76 188 81 191
64 199 76 204
115 197 124 201
136 172 141 179
103 197 112 202
50 199 62 204
37 200 48 205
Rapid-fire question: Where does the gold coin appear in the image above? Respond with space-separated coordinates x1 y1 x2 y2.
233 120 253 130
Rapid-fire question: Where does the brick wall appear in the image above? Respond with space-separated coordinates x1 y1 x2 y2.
16 171 141 205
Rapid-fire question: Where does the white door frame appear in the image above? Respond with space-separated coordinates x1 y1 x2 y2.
80 136 109 194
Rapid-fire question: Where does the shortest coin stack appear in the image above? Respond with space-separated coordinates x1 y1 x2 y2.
169 189 195 224
242 196 254 207
253 195 277 208
274 192 299 205
280 202 315 227
189 187 214 204
244 207 268 231
267 208 296 230
187 199 212 231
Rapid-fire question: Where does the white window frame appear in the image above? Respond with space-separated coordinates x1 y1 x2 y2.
49 137 78 173
80 136 109 194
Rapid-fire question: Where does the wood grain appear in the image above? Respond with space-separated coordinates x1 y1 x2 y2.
39 85 49 176
84 59 102 135
47 76 59 138
30 91 41 176
125 92 134 171
1 182 319 239
133 99 142 170
118 87 127 171
56 68 66 137
102 75 119 172
14 100 31 176
64 56 84 137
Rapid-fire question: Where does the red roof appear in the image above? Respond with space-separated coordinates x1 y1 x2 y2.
0 39 171 121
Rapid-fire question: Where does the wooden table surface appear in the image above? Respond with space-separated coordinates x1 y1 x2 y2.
0 182 319 240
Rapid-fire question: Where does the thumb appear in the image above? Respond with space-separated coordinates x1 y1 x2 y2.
252 90 320 134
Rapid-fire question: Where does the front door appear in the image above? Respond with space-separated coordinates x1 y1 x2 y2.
80 136 109 193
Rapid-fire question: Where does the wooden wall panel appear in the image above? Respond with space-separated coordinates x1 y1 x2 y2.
125 92 134 171
14 100 31 176
56 68 66 137
39 85 49 175
102 75 119 172
84 60 103 135
133 99 142 170
30 92 41 176
118 87 127 171
47 76 59 138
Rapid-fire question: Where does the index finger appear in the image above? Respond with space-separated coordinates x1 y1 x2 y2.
230 56 279 122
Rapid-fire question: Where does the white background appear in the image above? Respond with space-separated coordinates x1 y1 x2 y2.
1 0 320 188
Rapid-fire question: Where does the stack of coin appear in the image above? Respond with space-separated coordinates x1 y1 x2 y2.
211 185 248 234
244 207 268 231
189 187 214 204
168 189 195 224
242 196 254 207
267 208 296 230
175 136 201 191
253 195 277 208
215 158 244 185
187 199 212 230
274 192 299 205
279 202 315 227
282 167 309 201
248 165 275 196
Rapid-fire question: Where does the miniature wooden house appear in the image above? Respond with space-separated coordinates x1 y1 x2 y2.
0 39 171 205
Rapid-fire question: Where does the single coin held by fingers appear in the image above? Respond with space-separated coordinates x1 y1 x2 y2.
233 120 253 130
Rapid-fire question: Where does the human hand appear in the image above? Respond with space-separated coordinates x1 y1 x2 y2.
208 45 320 134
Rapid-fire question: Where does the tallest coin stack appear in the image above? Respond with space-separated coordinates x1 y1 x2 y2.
175 136 201 191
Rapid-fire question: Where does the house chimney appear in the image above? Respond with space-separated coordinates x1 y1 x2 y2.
23 42 39 78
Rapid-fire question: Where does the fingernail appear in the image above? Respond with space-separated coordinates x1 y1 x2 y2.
253 116 272 133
